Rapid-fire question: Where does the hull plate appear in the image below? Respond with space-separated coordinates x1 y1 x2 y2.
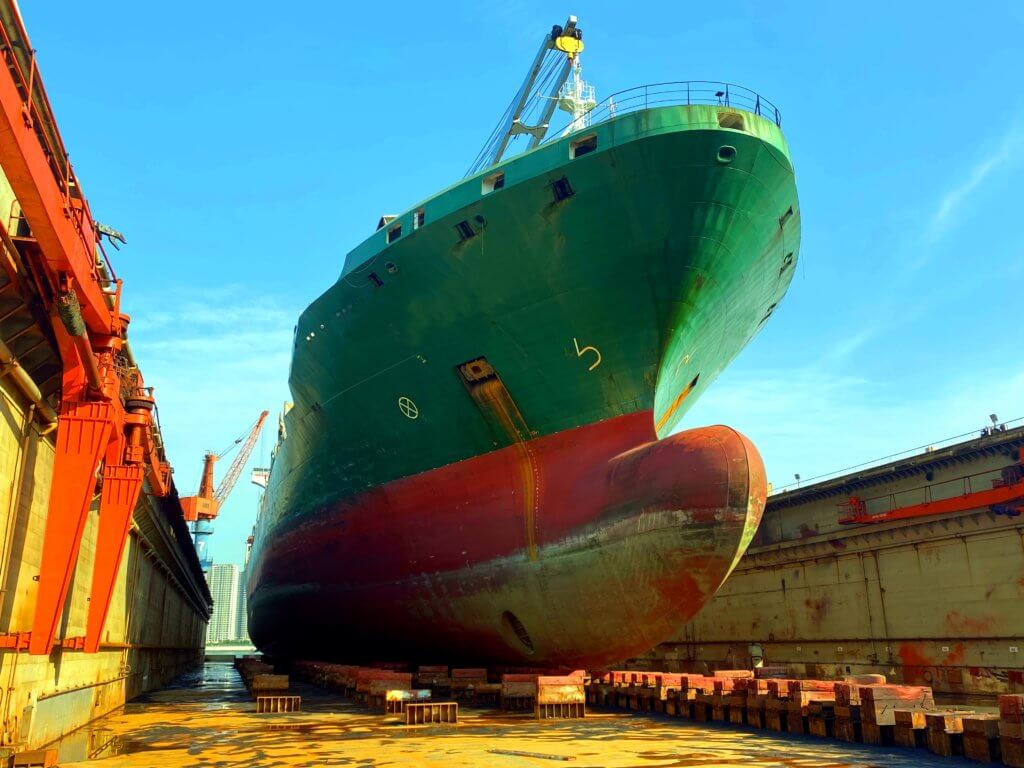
250 413 765 667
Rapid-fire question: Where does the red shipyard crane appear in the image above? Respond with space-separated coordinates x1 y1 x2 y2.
181 411 269 570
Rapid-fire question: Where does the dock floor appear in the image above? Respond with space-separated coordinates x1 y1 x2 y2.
53 663 976 767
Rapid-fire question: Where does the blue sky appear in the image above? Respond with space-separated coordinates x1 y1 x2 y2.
24 2 1024 566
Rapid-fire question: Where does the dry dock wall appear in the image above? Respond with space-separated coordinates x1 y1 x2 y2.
639 428 1024 696
0 376 211 749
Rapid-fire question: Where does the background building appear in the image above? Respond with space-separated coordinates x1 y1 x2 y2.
235 568 249 642
205 563 240 644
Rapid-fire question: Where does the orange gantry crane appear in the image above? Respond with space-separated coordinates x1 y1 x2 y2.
181 411 269 568
838 447 1024 525
0 6 174 655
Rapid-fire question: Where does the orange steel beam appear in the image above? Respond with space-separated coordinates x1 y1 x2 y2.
0 8 177 655
839 454 1024 526
28 400 113 655
840 483 1024 525
0 46 109 334
198 453 217 499
0 633 30 651
84 444 144 653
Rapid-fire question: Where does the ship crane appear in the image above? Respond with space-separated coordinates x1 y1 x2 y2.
182 410 269 570
466 15 594 175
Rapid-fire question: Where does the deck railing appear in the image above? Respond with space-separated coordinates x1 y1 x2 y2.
545 80 782 141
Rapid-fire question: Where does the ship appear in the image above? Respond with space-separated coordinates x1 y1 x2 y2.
248 17 801 668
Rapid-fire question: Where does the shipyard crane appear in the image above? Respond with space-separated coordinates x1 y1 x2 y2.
0 4 180 655
182 411 269 570
837 446 1024 526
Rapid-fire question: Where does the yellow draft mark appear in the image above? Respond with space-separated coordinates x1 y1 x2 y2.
655 378 698 433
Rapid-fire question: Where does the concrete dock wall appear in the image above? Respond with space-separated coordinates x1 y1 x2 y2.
0 377 210 748
639 428 1024 696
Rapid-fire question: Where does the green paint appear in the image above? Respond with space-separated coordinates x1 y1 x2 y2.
255 104 800 548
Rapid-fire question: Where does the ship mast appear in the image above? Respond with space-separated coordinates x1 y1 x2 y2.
557 50 597 136
467 16 593 175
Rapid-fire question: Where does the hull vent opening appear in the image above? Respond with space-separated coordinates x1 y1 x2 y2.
502 610 535 655
717 112 745 131
551 176 574 202
716 145 737 164
570 134 597 158
482 171 505 194
454 220 476 241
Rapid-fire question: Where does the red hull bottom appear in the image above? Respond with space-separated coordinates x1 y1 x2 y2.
249 411 765 667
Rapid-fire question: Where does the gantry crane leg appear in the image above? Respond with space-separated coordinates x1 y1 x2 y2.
84 442 144 653
27 399 112 655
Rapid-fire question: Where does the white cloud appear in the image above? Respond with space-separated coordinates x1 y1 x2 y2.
124 286 298 565
683 363 1024 493
926 118 1023 243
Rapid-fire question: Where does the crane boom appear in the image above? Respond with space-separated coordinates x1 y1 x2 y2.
181 410 269 571
466 16 582 176
215 411 269 504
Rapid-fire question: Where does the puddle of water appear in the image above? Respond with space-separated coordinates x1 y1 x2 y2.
92 737 168 758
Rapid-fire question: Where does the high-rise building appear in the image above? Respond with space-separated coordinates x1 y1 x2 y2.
205 564 240 644
235 569 249 642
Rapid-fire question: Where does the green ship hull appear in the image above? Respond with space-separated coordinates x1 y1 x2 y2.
248 103 800 666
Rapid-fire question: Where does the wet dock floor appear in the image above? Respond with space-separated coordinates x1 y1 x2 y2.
54 663 976 767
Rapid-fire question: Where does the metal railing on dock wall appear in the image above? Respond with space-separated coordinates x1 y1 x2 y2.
544 81 783 139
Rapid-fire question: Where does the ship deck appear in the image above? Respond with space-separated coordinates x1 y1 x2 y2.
53 662 974 768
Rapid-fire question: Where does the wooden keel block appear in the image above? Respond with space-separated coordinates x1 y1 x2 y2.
255 695 301 713
405 701 458 725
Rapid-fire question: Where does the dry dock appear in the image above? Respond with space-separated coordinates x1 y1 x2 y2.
0 1 1021 764
52 662 971 767
639 424 1024 696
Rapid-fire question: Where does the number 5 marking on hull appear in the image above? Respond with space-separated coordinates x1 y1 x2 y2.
573 337 601 371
